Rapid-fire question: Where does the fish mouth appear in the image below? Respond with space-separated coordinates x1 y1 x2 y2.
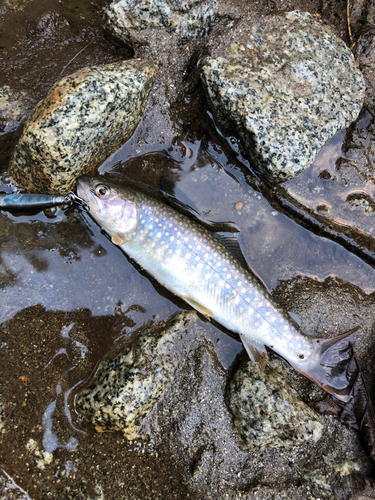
76 176 100 210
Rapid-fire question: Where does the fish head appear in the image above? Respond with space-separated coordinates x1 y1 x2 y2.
76 176 139 237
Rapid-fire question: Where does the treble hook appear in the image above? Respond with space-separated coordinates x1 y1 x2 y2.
65 191 90 212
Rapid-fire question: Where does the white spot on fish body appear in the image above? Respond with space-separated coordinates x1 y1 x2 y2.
157 232 161 238
186 253 191 259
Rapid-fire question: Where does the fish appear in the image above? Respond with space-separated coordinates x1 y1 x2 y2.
77 175 358 401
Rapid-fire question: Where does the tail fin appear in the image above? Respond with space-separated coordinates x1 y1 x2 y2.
293 327 359 402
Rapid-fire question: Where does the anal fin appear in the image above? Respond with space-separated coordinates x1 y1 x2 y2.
240 334 268 372
181 296 213 318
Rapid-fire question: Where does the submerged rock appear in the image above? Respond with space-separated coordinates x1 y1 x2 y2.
104 0 217 43
201 11 365 183
76 312 194 439
226 357 323 449
9 59 157 194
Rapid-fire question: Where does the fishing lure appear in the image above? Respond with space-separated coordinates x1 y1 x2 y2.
0 191 87 211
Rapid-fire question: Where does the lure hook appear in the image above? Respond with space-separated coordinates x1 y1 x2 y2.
65 191 90 212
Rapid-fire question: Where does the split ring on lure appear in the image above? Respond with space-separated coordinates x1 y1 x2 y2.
0 191 89 212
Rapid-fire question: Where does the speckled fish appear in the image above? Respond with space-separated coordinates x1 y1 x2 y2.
77 175 358 401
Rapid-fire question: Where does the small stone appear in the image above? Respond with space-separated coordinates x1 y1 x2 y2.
201 11 365 183
9 59 158 194
105 0 217 44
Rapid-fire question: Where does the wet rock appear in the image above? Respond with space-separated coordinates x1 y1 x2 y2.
283 109 375 248
104 0 217 43
0 467 31 499
9 59 157 194
75 305 372 498
226 358 323 449
201 11 365 183
354 30 375 117
0 86 31 155
76 311 194 439
0 86 30 133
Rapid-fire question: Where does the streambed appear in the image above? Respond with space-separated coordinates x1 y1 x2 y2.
1 0 375 498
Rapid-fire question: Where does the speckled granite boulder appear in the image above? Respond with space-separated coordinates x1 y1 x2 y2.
9 59 157 194
226 357 323 449
104 0 217 43
76 312 194 439
201 11 365 183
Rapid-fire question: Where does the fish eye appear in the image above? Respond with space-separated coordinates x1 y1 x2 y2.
95 184 110 199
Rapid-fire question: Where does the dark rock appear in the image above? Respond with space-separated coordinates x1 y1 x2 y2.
354 30 375 117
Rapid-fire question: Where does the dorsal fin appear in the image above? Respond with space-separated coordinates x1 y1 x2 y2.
161 190 240 234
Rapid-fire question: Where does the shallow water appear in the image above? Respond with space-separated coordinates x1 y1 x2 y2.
1 0 375 497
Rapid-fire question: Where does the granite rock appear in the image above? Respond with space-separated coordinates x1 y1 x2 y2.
76 312 193 440
9 59 157 194
74 306 371 498
201 11 365 183
226 358 323 449
104 0 217 44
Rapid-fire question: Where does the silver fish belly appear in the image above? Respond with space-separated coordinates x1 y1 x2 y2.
77 176 357 400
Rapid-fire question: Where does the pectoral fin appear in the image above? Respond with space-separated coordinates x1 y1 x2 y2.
181 296 213 318
111 233 131 246
240 334 268 372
